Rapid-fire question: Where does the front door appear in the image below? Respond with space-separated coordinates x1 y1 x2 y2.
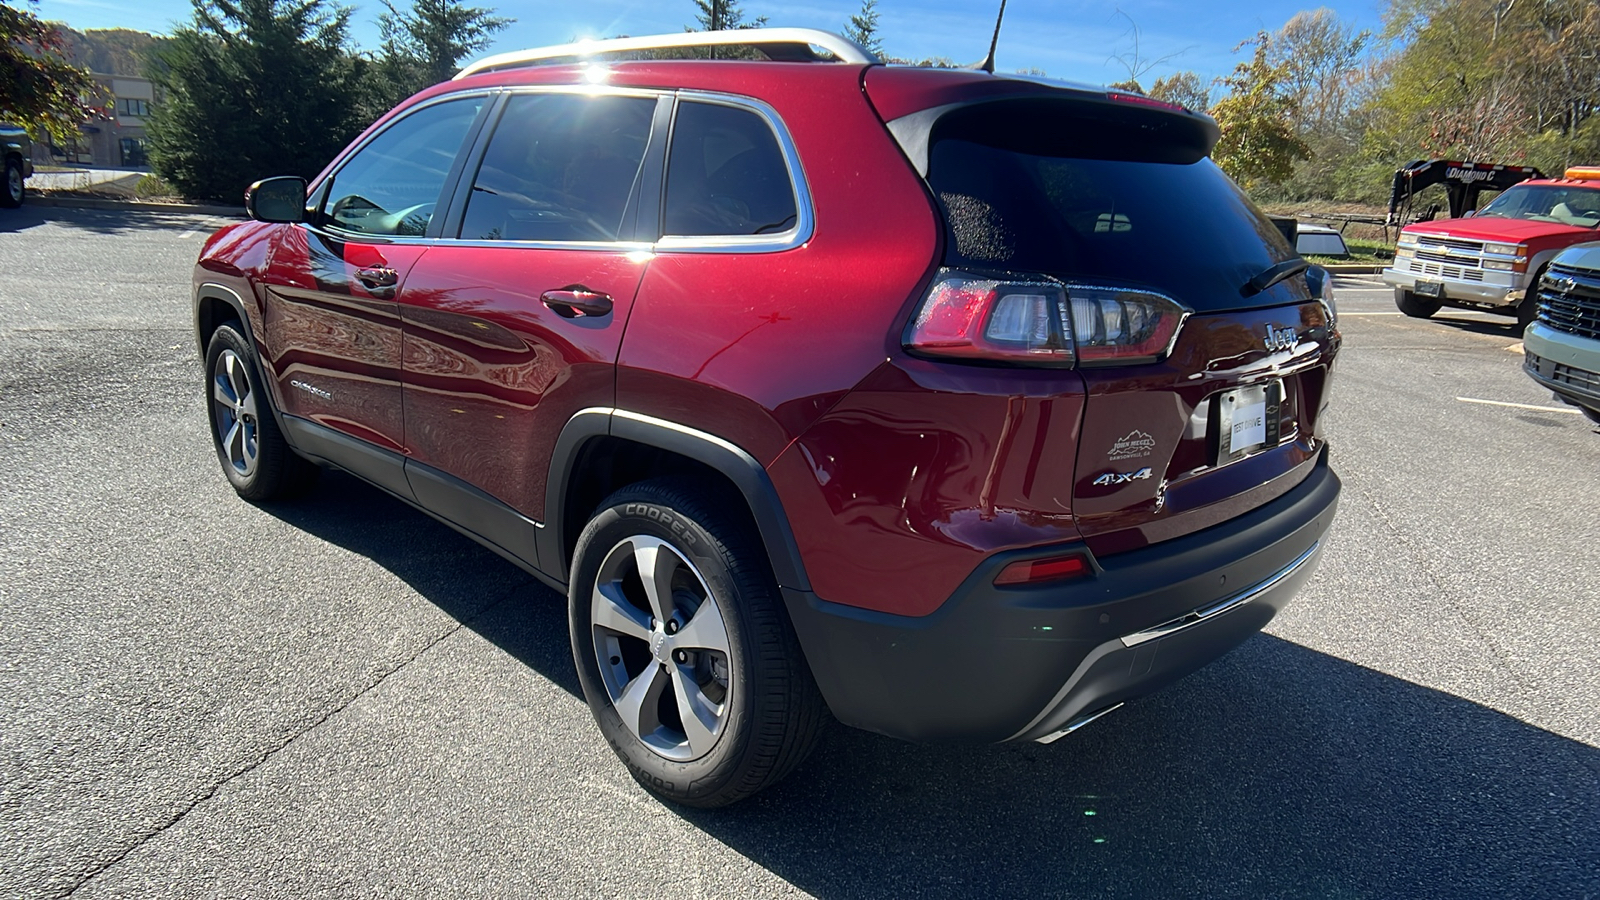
398 90 664 523
261 95 487 454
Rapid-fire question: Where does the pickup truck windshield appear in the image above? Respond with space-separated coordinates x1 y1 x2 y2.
1478 185 1600 227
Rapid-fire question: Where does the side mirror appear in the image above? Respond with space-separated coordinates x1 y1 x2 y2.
245 176 307 223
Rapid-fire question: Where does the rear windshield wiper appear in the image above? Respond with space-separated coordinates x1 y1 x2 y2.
1243 257 1309 296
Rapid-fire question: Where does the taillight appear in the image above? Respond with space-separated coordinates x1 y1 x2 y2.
905 270 1188 368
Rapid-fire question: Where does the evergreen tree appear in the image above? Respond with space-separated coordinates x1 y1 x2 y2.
373 0 511 103
844 0 883 58
689 0 766 32
145 0 368 202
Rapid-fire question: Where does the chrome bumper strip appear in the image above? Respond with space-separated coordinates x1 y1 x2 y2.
1118 541 1321 649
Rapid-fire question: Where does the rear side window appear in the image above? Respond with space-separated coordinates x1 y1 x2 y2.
663 101 798 237
928 135 1304 311
460 93 656 243
320 97 483 237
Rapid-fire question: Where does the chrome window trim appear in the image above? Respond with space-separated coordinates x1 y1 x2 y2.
655 90 815 255
306 86 815 256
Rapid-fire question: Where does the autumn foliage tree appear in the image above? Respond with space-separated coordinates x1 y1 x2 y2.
1209 34 1312 189
0 0 102 139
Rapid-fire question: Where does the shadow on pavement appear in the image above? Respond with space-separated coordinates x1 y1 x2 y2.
0 203 219 235
261 471 1600 898
1428 311 1525 338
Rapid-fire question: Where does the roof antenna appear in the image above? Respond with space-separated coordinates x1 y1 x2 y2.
978 0 1009 73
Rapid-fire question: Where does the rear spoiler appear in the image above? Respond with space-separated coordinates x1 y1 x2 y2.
884 91 1220 177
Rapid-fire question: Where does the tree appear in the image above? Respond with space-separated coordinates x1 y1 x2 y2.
688 0 766 33
1107 11 1187 95
1148 71 1213 113
0 0 102 140
844 0 883 58
1209 34 1312 188
1267 9 1369 132
372 0 511 104
145 0 369 202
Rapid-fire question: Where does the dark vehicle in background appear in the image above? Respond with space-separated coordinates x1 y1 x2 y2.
191 28 1341 807
1525 244 1600 424
1 123 33 208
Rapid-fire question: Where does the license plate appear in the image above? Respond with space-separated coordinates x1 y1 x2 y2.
1217 381 1284 462
1415 279 1443 298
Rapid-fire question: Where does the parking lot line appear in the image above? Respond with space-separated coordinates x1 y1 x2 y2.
1455 396 1581 414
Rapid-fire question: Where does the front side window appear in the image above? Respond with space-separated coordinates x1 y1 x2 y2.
320 96 483 238
663 101 798 238
459 92 656 243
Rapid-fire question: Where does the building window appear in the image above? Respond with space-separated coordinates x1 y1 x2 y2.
120 138 147 167
116 98 152 118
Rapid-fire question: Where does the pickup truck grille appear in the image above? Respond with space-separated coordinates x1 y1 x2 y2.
1402 259 1486 282
1415 235 1485 254
1538 264 1600 340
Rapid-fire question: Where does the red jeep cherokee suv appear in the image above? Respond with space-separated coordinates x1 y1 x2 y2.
194 29 1341 807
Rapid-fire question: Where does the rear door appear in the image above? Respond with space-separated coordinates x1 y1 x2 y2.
396 89 666 527
263 95 487 463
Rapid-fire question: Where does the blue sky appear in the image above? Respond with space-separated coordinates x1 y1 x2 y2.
35 0 1387 85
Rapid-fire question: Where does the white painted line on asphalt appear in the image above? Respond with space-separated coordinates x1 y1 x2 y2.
1339 312 1402 316
178 230 196 239
1456 397 1581 414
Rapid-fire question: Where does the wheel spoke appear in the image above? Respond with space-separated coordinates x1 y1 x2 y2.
669 664 720 756
213 374 236 408
241 423 258 465
225 354 250 409
592 583 652 643
631 538 676 624
613 663 667 739
224 420 244 467
673 598 730 656
238 385 258 420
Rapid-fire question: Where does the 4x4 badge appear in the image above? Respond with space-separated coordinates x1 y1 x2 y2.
1093 467 1153 487
1264 324 1300 352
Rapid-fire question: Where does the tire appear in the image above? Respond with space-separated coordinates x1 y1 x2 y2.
1395 288 1440 319
204 322 318 500
1516 266 1548 333
568 477 825 808
2 157 23 208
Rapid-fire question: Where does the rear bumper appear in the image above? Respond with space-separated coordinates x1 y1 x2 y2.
1524 323 1600 414
783 448 1340 743
1381 266 1520 306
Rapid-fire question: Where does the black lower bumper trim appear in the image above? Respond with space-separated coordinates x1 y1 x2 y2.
783 449 1340 744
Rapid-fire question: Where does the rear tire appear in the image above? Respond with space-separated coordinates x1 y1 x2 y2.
1395 288 1440 319
568 477 825 808
2 157 23 208
204 323 318 500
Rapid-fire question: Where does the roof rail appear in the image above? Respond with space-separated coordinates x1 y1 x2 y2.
455 28 879 79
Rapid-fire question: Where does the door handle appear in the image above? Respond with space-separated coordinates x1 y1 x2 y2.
355 266 399 290
541 287 613 318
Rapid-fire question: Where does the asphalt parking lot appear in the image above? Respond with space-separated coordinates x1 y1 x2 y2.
3 205 1597 899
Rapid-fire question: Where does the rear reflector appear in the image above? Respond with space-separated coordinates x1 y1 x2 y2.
994 554 1092 586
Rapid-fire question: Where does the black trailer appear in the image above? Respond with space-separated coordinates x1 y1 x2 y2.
1387 159 1544 225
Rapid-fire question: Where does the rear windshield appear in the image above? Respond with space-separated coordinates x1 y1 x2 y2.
927 138 1307 311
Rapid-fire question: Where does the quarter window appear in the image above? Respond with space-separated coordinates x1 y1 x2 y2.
320 97 483 238
459 93 656 243
663 101 798 238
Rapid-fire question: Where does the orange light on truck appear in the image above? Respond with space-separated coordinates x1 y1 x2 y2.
1563 166 1600 181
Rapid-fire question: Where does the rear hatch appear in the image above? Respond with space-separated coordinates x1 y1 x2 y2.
872 71 1339 556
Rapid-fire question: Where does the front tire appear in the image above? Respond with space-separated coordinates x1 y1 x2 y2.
204 323 317 500
2 157 23 208
1516 266 1548 333
1395 288 1440 318
569 478 824 807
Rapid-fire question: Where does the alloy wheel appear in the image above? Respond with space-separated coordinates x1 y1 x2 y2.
211 349 260 478
6 167 20 204
590 535 732 762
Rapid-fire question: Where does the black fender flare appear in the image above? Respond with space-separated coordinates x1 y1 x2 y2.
194 281 297 445
539 408 813 593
